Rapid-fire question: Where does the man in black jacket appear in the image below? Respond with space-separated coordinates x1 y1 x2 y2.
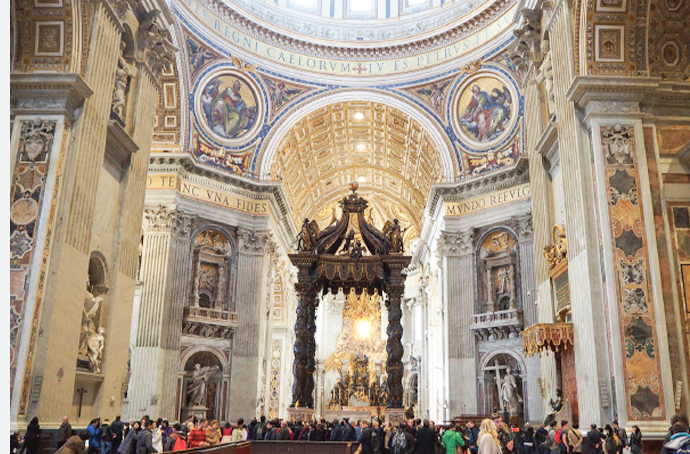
109 416 124 454
415 420 438 454
136 420 156 454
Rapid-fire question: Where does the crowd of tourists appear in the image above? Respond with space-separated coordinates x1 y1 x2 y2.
10 412 690 454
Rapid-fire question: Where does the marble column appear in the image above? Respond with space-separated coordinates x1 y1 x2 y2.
386 283 405 409
439 228 477 416
291 283 318 408
229 228 275 418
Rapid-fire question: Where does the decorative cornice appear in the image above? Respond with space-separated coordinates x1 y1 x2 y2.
10 73 93 125
535 120 559 171
566 76 661 124
149 153 297 239
106 120 139 169
192 0 514 61
421 159 529 245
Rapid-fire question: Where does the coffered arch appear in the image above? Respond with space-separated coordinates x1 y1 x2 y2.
268 98 450 245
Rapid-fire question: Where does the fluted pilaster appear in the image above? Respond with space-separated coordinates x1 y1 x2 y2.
439 229 477 415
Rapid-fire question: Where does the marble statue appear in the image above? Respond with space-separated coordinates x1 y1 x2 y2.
186 363 219 407
500 367 523 415
86 327 106 374
112 41 132 119
79 289 104 356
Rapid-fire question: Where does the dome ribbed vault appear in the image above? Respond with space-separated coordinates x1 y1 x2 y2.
270 101 443 244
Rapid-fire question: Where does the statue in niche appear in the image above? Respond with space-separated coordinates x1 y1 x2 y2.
536 38 555 118
112 40 132 120
500 367 523 416
79 280 105 356
86 327 106 374
187 363 219 407
496 267 512 295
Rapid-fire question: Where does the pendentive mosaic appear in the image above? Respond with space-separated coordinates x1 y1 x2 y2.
600 124 665 420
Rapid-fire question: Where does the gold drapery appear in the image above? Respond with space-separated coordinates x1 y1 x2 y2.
522 323 574 357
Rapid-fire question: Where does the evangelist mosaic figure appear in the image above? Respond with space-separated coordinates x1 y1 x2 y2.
459 82 512 142
201 76 257 140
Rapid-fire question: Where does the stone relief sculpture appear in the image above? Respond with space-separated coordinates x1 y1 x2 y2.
112 40 133 120
20 118 55 161
186 363 219 407
543 224 568 269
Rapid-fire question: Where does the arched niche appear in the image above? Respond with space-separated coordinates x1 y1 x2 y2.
476 228 520 314
178 347 229 421
189 228 233 310
478 350 526 418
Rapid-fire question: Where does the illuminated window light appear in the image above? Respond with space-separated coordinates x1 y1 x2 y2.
356 143 366 150
353 112 364 120
355 318 373 340
357 176 366 183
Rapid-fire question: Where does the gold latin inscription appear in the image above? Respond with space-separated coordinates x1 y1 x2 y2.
445 183 530 217
146 174 269 215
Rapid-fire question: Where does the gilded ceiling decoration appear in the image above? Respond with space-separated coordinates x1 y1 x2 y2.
270 101 443 244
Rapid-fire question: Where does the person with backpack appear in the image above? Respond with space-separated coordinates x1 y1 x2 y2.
389 422 414 454
163 423 187 452
254 416 267 441
558 421 570 454
567 424 583 453
100 419 112 454
611 422 627 454
135 419 156 454
357 420 380 454
442 423 465 454
547 421 560 454
664 422 690 454
604 426 619 454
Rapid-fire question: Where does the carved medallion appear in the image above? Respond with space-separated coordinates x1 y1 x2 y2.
10 198 39 226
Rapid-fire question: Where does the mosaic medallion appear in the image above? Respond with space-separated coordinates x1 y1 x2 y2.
452 73 517 149
195 69 263 145
10 198 39 226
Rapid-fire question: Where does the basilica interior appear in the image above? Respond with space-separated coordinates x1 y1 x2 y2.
8 0 690 440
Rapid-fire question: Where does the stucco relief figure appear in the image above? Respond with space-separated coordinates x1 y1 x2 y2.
186 363 219 407
500 367 523 415
536 38 555 117
459 83 512 142
86 327 106 374
112 41 132 119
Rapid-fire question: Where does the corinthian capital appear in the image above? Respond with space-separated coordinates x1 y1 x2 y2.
438 229 476 257
143 205 175 232
513 215 533 241
237 228 276 256
172 211 195 239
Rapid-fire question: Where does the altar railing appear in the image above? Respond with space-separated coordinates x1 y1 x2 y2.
470 309 523 340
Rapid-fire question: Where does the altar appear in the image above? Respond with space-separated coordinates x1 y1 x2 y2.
324 406 386 422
